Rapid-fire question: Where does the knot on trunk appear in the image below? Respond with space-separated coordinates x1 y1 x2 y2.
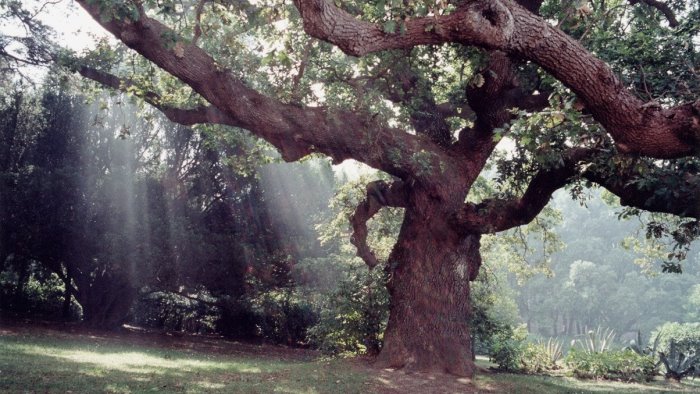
460 234 482 281
469 0 514 46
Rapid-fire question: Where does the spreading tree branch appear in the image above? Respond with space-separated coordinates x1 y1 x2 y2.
75 0 465 195
455 148 593 234
629 0 679 28
583 163 700 220
293 0 700 159
350 180 408 268
456 148 700 234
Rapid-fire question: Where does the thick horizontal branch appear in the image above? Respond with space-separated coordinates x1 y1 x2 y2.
350 180 407 268
457 147 700 234
293 0 510 56
455 148 592 234
294 0 700 159
584 164 700 220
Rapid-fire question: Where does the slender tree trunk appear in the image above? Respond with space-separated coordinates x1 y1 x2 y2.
376 209 481 377
62 272 72 319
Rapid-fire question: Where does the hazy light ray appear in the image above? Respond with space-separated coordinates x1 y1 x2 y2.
259 159 335 261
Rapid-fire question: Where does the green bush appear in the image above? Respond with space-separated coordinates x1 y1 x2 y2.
0 266 79 320
565 349 657 382
133 291 219 334
489 325 527 372
307 267 388 355
573 326 616 354
521 342 557 373
489 329 564 373
217 297 260 339
257 296 318 345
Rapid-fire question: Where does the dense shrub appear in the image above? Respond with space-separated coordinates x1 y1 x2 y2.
0 266 80 320
520 341 562 373
256 296 318 345
216 294 318 345
307 267 388 355
217 298 260 339
565 349 657 382
489 325 527 371
489 327 564 373
520 342 552 373
132 291 219 334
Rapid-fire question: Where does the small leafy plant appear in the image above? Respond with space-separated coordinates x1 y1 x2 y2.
489 325 527 372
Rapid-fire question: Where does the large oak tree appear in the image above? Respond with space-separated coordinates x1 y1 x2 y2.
8 0 698 376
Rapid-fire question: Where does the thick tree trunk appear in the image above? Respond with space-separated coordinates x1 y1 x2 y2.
376 209 481 377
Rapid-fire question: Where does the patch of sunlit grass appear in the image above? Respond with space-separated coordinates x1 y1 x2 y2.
19 346 263 374
0 334 368 393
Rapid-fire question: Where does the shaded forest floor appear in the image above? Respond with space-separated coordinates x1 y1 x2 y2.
1 320 699 393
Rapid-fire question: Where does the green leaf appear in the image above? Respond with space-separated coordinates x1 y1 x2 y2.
383 20 396 34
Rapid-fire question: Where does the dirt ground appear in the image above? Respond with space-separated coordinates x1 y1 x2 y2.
0 318 490 393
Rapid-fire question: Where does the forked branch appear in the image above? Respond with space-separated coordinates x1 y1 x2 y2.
455 148 592 234
350 180 408 268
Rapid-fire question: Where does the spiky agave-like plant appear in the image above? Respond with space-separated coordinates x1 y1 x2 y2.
575 326 616 354
538 337 564 366
659 339 700 381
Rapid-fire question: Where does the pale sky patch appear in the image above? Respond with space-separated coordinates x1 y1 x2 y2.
34 0 109 52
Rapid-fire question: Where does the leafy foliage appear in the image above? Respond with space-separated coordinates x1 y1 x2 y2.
488 330 564 374
538 337 564 366
565 349 657 382
306 264 388 355
489 325 528 372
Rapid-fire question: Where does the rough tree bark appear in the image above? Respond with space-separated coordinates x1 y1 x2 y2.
378 208 482 376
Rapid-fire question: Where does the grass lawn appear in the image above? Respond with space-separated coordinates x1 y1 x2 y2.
1 322 699 393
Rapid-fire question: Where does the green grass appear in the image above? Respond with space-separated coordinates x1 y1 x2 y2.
473 357 700 394
1 329 700 393
0 334 367 393
476 372 700 393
